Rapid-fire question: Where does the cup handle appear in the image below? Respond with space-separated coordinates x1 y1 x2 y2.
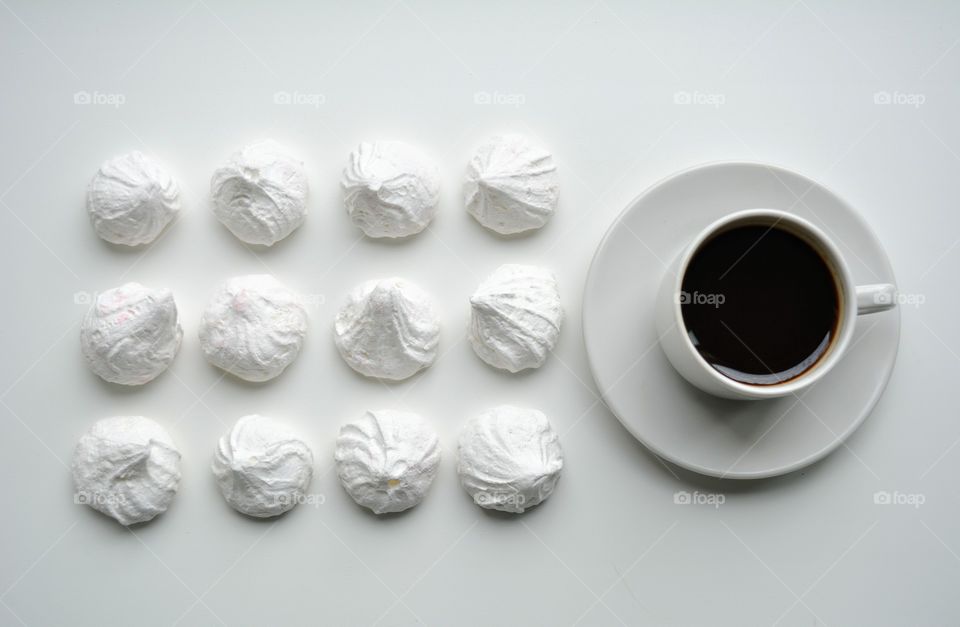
856 284 897 314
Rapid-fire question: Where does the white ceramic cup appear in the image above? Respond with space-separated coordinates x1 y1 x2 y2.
655 209 897 400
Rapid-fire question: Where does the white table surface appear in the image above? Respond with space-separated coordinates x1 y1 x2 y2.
1 1 958 625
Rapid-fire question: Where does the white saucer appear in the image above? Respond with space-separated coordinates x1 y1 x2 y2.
583 162 900 479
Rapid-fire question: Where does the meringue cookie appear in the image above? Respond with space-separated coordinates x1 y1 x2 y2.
334 278 440 380
211 139 308 245
469 264 563 372
80 283 183 385
87 151 180 246
458 405 563 513
212 415 314 518
464 134 558 235
72 416 182 526
342 141 441 238
198 274 308 382
334 410 441 514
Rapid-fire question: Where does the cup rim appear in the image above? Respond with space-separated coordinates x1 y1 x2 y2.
669 208 858 399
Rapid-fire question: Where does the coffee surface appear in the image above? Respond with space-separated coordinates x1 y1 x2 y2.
680 224 839 385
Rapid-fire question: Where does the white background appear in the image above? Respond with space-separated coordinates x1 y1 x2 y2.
1 1 958 625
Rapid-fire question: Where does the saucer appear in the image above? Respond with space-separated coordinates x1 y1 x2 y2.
582 162 900 479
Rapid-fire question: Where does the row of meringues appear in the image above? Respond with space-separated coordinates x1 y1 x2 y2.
86 134 559 246
72 407 564 525
80 265 563 385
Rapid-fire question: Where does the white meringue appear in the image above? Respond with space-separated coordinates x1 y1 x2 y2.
342 141 441 238
87 151 180 246
72 416 182 526
464 134 558 235
198 274 308 382
334 410 441 514
212 415 314 518
334 278 440 380
458 405 563 514
211 139 308 245
80 283 182 385
469 264 563 372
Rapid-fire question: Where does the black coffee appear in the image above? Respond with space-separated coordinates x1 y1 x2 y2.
680 224 839 385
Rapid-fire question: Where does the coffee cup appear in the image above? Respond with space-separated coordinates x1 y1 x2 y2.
655 209 896 400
